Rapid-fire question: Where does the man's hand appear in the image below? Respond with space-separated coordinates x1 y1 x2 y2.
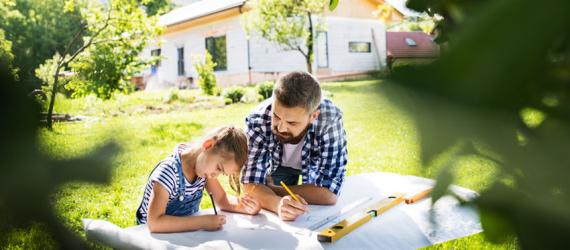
238 194 261 215
277 195 308 221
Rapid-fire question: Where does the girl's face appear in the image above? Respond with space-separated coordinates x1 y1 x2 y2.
196 150 240 179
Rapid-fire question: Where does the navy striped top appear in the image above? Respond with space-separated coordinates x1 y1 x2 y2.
136 144 206 224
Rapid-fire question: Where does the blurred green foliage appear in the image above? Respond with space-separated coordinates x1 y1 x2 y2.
388 0 570 248
0 61 120 248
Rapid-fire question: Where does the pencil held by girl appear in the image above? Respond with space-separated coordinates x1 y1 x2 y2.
135 126 261 233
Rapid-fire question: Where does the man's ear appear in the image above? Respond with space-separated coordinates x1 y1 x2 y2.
309 109 320 123
202 138 215 150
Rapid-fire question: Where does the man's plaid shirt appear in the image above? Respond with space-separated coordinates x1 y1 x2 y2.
241 98 348 195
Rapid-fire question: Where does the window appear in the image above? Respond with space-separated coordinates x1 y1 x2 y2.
177 47 185 76
205 35 227 71
405 38 417 47
349 42 371 53
150 48 161 74
317 31 329 68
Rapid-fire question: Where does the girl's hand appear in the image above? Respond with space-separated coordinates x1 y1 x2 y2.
239 194 261 215
201 215 226 231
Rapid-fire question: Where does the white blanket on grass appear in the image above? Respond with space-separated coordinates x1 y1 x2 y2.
83 172 482 249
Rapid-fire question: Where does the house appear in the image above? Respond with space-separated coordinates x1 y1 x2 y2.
386 31 439 67
142 0 416 90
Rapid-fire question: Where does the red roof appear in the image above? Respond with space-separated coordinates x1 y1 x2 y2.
386 31 439 58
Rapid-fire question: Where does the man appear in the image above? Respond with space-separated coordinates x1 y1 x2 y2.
241 71 348 221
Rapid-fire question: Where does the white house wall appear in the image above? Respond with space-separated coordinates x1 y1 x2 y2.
142 13 387 89
325 16 386 72
247 16 386 74
145 15 249 88
247 33 308 73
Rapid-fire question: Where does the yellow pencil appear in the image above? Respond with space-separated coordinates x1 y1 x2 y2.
280 181 300 202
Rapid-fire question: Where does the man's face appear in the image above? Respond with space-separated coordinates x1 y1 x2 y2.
271 99 319 144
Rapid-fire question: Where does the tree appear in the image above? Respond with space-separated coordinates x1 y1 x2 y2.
141 0 174 16
386 0 570 248
0 29 15 76
244 0 327 73
66 0 161 100
0 0 84 89
41 0 161 129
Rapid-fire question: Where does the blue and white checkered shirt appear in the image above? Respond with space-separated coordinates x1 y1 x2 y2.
241 98 348 195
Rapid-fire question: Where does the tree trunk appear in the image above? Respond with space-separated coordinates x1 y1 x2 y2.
46 66 62 130
306 11 314 74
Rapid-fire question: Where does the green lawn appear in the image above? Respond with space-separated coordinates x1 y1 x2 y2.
4 79 517 249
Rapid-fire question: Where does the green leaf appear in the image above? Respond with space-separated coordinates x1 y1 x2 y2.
431 160 454 204
479 207 515 243
329 0 339 11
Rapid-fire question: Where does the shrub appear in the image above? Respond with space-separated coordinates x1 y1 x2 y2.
224 98 233 105
163 88 180 103
222 87 246 104
193 52 217 96
241 88 263 103
256 81 274 100
390 58 435 73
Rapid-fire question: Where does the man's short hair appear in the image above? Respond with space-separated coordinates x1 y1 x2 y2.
273 71 322 113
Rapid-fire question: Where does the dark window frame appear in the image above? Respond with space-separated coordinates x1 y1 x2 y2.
177 47 185 76
150 48 161 74
205 35 227 71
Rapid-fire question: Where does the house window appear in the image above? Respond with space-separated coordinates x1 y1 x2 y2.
205 35 227 71
349 42 371 53
150 48 161 74
317 31 329 68
177 47 185 76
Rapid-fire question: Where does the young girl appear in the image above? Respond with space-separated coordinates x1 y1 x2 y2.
136 126 261 233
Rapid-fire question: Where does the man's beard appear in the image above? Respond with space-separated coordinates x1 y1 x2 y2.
272 126 309 144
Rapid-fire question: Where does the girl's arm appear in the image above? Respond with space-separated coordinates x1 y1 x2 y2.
205 177 261 215
147 182 226 233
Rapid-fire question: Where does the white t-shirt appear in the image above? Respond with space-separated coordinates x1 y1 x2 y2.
281 140 304 170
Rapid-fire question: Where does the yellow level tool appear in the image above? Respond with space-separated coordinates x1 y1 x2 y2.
317 193 405 243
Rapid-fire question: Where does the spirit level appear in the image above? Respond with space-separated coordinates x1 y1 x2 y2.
317 193 405 243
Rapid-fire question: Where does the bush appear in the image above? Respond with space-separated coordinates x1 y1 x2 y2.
241 88 263 103
224 98 233 105
163 88 179 103
390 58 435 73
222 87 246 104
256 81 274 100
193 52 217 96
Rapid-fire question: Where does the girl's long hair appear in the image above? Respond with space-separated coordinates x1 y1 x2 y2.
202 126 248 195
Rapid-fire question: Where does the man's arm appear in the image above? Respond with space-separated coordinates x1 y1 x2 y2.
299 108 348 204
241 114 308 220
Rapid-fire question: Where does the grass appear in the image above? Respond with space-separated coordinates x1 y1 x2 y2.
4 79 517 249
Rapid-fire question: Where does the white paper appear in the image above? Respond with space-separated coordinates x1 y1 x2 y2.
84 172 483 250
